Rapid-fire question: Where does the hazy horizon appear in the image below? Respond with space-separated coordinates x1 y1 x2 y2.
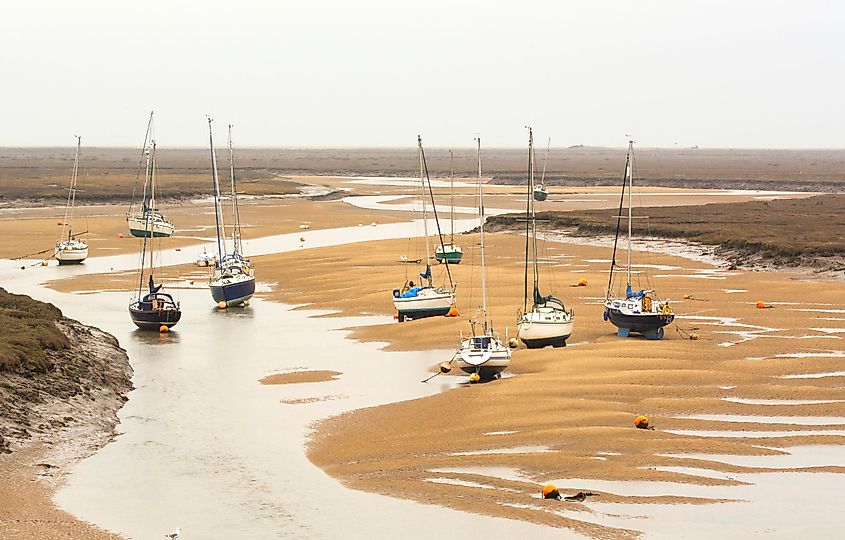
4 1 844 149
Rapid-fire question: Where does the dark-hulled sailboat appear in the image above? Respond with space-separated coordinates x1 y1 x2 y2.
603 140 673 339
129 139 181 330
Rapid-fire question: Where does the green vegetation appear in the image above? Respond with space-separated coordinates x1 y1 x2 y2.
0 288 69 373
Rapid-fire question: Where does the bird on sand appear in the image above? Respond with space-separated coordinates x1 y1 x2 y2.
164 527 181 539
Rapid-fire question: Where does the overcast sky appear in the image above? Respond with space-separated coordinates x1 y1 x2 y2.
2 1 843 148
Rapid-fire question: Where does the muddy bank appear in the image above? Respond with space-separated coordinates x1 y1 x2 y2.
488 175 844 193
487 194 845 274
0 288 131 539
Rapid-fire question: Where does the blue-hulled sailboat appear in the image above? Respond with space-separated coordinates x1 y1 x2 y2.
207 119 255 308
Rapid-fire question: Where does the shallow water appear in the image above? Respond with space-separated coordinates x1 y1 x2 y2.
0 278 566 539
1 234 567 538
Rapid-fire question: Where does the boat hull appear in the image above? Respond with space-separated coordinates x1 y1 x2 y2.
452 336 511 380
434 244 463 264
55 242 88 265
392 289 454 321
210 275 256 307
533 189 548 201
604 307 673 339
127 216 174 238
129 303 182 330
518 318 574 348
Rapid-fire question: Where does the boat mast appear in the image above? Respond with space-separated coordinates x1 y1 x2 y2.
60 136 81 242
476 137 488 333
137 145 153 299
228 124 242 256
208 118 227 264
626 139 633 287
418 136 431 285
531 132 541 300
539 136 551 189
523 128 532 313
129 112 154 219
606 142 630 300
449 150 455 244
420 137 454 288
146 142 158 283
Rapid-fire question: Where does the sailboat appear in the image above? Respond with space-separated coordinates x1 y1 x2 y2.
55 136 89 265
207 120 255 307
128 139 182 330
392 136 456 322
451 137 511 381
532 137 550 201
517 128 574 348
126 112 174 238
434 150 464 264
603 140 674 339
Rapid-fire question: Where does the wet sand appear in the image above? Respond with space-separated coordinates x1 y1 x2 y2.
261 370 341 385
6 181 845 538
0 449 120 540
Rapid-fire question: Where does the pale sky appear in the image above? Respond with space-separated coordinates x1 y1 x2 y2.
2 1 843 148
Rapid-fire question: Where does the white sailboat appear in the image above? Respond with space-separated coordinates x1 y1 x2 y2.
207 120 255 307
126 112 174 238
392 136 456 322
55 136 89 265
517 128 574 348
434 150 464 264
533 136 550 201
451 137 511 381
603 140 674 339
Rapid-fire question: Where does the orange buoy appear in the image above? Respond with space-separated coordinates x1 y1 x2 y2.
159 325 169 333
118 233 124 238
634 415 650 429
469 372 481 383
448 306 459 317
217 301 227 309
578 278 588 286
542 484 562 500
683 294 691 299
56 220 63 225
756 301 767 309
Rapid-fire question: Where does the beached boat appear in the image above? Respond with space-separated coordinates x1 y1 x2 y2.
207 120 255 307
603 140 674 339
55 136 89 265
126 112 174 238
195 247 216 267
451 137 511 381
532 136 551 202
392 136 456 322
128 139 182 330
434 150 463 264
517 128 574 348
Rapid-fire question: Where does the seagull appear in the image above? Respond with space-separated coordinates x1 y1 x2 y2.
164 527 181 539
